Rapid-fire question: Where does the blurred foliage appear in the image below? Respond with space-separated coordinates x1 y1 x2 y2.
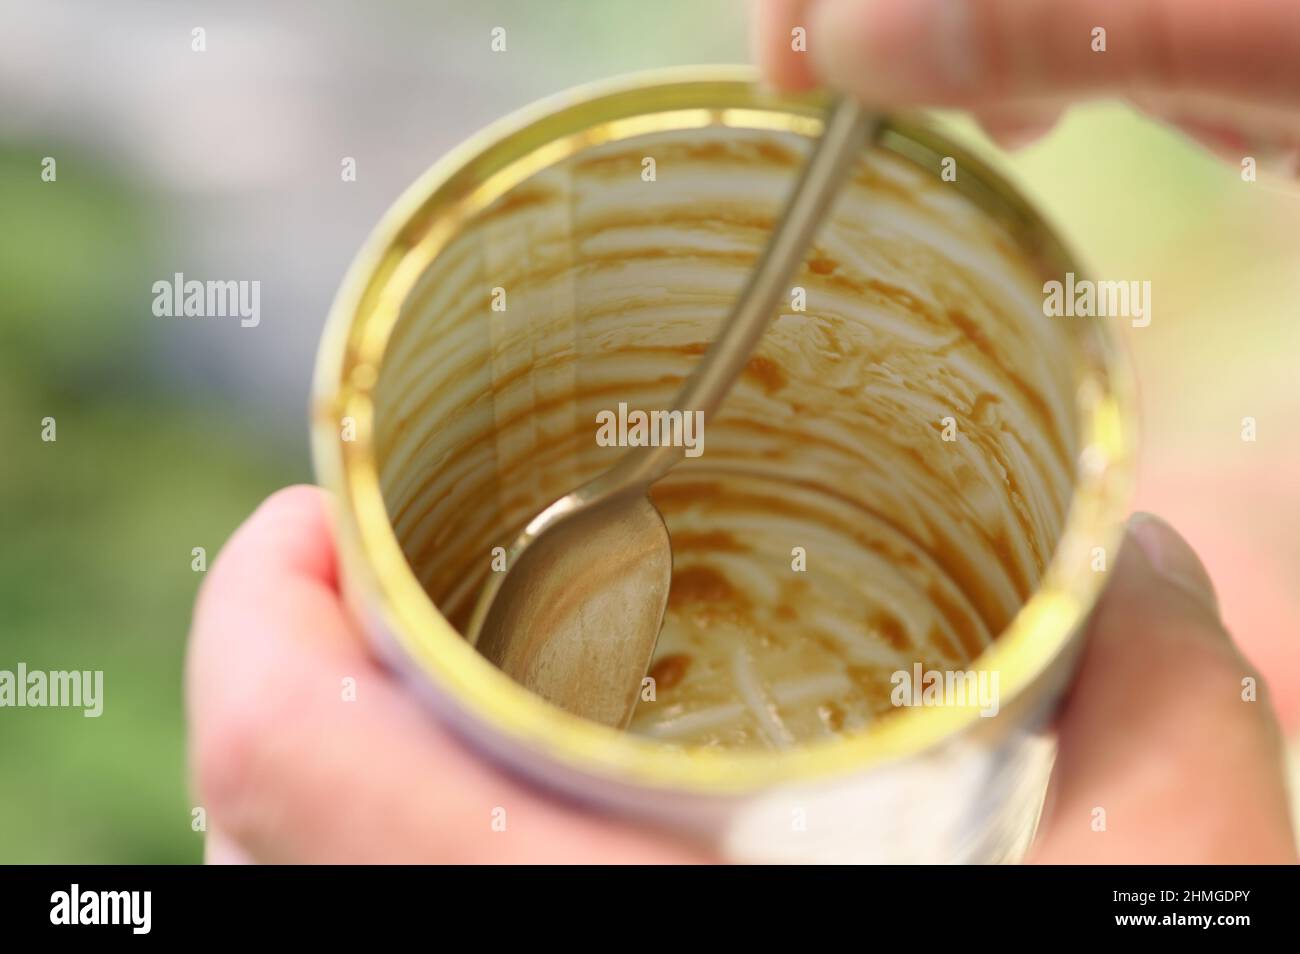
0 147 303 863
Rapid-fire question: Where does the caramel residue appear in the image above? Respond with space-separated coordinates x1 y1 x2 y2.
871 613 911 651
925 583 983 661
668 565 743 609
574 148 653 174
755 140 800 167
990 528 1031 599
743 355 788 394
573 138 798 175
947 307 997 361
810 317 846 357
649 653 692 690
671 530 748 553
845 664 885 701
682 141 733 163
849 165 917 203
671 341 708 356
821 701 846 732
926 623 964 662
477 186 556 223
866 279 934 321
970 392 1001 425
649 481 723 510
659 469 854 522
945 307 1067 465
807 255 838 275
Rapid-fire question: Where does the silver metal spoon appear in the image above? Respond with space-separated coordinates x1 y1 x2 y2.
467 98 877 728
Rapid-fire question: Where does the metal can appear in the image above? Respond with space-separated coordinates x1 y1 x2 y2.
311 66 1135 863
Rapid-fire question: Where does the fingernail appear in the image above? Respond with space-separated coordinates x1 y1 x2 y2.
810 0 981 102
1127 512 1220 617
984 121 1056 151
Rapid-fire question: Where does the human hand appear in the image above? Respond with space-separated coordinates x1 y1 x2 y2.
185 486 705 863
755 0 1300 163
1028 512 1295 863
186 488 1295 862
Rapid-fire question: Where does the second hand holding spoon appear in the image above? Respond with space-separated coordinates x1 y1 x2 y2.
467 99 878 728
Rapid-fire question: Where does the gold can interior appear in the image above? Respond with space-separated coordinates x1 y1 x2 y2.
365 105 1096 752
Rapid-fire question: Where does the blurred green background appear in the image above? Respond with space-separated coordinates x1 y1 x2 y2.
2 0 1297 862
0 150 303 862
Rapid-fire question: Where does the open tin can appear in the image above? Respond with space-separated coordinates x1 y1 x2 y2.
312 66 1135 863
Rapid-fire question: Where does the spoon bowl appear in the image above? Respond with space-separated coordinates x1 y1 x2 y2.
471 491 671 728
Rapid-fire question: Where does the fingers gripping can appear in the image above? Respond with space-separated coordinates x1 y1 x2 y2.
312 67 1134 863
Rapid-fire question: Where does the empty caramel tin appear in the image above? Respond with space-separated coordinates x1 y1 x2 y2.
312 66 1135 862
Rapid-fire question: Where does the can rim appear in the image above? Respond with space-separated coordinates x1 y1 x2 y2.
311 65 1135 794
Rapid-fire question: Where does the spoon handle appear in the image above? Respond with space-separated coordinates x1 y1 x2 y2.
602 97 879 493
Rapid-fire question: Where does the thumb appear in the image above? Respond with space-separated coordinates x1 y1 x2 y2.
759 0 1300 109
1029 512 1296 863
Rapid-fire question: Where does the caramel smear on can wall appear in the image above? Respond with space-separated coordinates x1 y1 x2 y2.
369 128 1079 750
